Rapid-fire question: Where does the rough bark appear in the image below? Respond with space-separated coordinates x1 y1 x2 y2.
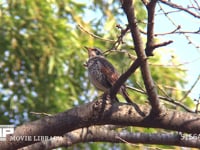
1 98 200 149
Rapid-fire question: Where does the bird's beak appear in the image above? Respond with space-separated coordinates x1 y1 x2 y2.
84 46 92 52
84 46 96 58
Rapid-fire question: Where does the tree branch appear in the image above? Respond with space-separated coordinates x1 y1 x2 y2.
20 125 200 149
109 24 130 50
149 40 173 51
121 0 163 115
157 2 200 49
127 86 195 113
1 98 200 149
110 58 140 100
145 0 157 56
77 24 115 42
179 75 200 102
159 0 200 19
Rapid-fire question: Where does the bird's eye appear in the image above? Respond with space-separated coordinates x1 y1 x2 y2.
95 49 102 55
96 51 100 55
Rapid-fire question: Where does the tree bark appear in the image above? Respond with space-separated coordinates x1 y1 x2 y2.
1 98 200 149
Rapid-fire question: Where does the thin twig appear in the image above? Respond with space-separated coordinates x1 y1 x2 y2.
116 135 135 145
126 86 195 113
156 10 182 15
158 2 200 49
154 25 181 36
150 57 200 67
159 95 194 113
135 82 146 93
159 0 200 18
30 111 52 116
180 75 200 102
142 25 200 36
104 49 137 60
77 24 115 42
157 84 195 112
157 84 187 92
107 24 130 52
193 0 200 10
155 28 200 36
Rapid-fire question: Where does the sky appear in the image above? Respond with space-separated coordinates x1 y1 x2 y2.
154 1 200 100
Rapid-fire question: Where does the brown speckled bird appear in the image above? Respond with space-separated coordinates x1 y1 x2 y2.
85 47 132 103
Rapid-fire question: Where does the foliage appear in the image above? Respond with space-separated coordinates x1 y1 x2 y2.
0 0 89 124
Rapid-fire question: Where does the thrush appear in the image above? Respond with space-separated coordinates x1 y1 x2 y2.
85 47 132 103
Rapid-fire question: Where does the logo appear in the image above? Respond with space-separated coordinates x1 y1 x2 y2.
0 125 62 142
0 125 14 141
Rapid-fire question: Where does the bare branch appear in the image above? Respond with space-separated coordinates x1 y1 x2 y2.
149 40 173 52
121 0 163 115
1 98 200 149
77 24 115 42
108 24 130 50
110 58 141 101
154 25 181 36
141 25 199 37
30 112 52 117
157 2 200 49
127 86 195 113
156 9 182 15
193 0 200 10
155 26 200 36
156 85 195 113
20 126 200 149
149 57 200 67
159 0 200 18
145 0 158 56
180 75 200 102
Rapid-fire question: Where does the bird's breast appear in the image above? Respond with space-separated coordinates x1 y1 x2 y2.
87 58 109 91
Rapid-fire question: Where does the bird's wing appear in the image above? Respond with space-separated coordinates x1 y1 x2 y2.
98 57 119 86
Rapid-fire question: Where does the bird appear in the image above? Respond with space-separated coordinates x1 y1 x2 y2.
85 47 133 103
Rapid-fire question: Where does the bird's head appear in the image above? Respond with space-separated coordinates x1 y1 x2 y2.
85 47 104 58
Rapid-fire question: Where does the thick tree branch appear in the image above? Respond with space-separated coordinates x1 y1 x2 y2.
1 98 200 149
145 0 157 56
21 125 200 149
121 0 162 115
110 58 140 100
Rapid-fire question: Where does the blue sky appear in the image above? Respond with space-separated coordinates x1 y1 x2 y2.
154 1 200 99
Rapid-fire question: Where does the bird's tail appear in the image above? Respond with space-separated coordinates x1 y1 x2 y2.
121 86 133 104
